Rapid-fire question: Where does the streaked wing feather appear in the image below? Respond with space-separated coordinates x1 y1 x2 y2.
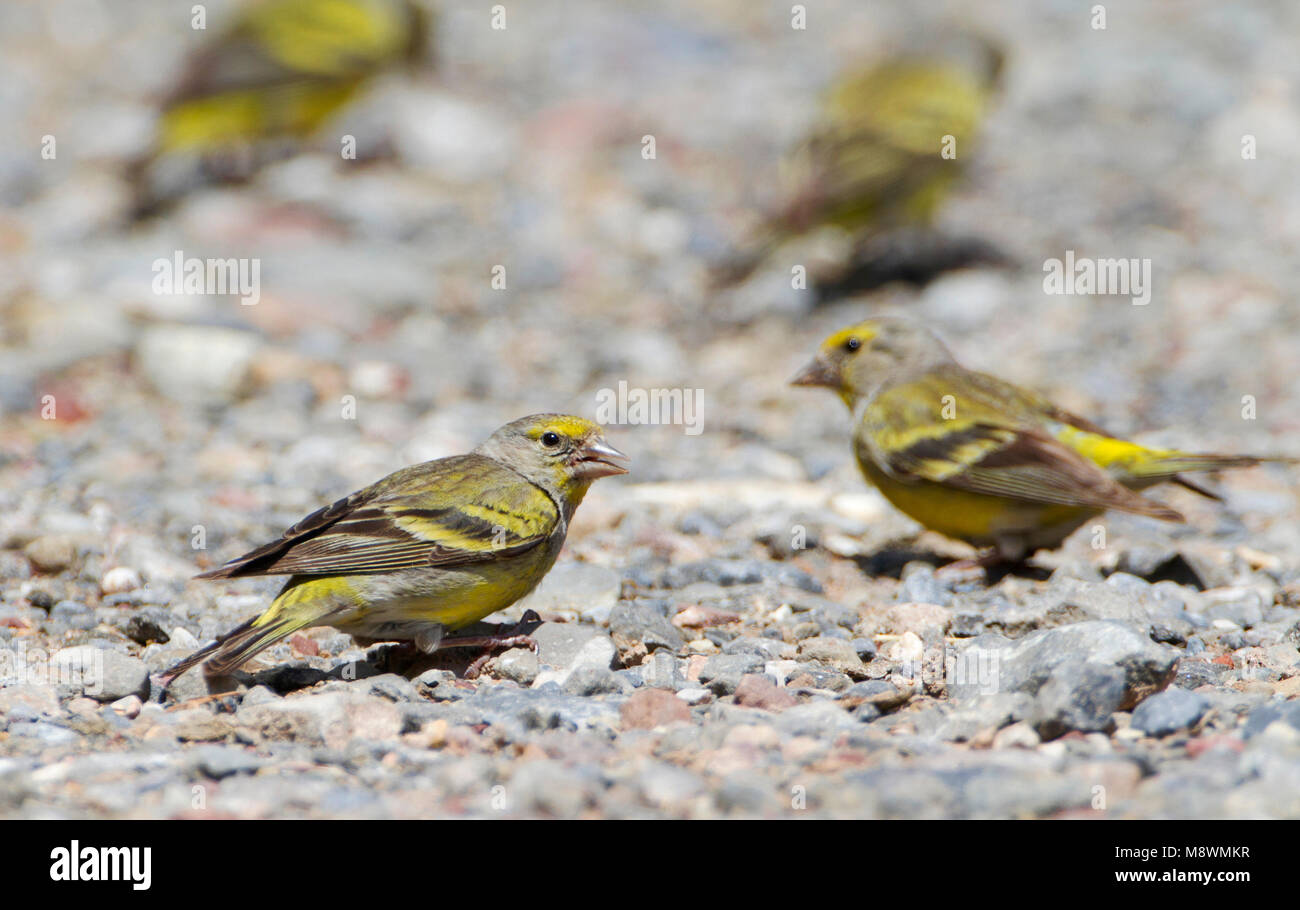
197 455 558 578
863 376 1182 519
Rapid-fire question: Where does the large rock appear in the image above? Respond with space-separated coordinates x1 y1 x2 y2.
494 647 540 686
531 625 618 691
956 575 1196 644
532 624 616 673
235 692 402 747
949 621 1180 715
52 646 150 702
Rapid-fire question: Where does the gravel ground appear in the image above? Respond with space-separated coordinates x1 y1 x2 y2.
2 0 1300 819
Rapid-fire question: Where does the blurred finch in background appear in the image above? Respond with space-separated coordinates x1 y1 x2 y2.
717 31 1009 299
127 0 432 217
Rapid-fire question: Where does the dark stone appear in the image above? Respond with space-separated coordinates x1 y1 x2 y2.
26 589 55 611
1130 687 1210 736
609 600 684 654
1031 661 1127 740
851 638 877 661
125 614 171 646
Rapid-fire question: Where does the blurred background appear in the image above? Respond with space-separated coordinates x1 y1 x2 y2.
1 0 1299 589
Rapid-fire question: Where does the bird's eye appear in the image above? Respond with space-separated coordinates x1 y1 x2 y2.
541 431 561 447
845 337 861 352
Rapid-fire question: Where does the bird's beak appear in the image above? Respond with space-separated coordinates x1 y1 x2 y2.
790 354 838 389
574 437 630 479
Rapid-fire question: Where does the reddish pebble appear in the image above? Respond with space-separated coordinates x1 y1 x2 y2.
289 634 320 657
620 688 691 730
1187 735 1244 758
733 674 797 712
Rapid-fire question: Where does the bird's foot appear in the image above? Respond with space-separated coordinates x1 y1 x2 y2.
440 610 543 680
935 549 1005 584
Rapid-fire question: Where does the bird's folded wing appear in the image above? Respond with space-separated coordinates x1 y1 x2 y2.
197 455 558 578
243 0 417 75
861 381 1181 519
165 0 413 105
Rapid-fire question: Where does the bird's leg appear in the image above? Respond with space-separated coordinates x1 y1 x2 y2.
439 610 543 679
935 548 1006 582
936 535 1032 582
356 621 446 674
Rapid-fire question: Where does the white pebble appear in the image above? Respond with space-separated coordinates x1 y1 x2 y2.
169 627 201 649
110 695 142 718
100 566 142 595
992 722 1041 750
885 631 925 663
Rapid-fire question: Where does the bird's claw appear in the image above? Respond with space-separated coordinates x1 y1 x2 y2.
443 609 545 679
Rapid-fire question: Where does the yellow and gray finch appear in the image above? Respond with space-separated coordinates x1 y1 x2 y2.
793 318 1290 563
129 0 431 215
163 415 627 682
716 32 1004 289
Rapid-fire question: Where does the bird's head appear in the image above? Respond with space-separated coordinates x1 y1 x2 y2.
478 414 629 509
790 317 955 407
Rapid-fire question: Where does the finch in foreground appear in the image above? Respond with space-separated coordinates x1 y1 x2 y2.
715 32 1005 291
792 317 1290 564
128 0 431 217
163 415 627 682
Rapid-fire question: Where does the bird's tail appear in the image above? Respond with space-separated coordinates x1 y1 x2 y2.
1127 452 1296 498
161 581 341 684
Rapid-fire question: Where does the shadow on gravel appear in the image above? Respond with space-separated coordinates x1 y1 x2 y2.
164 613 551 702
1100 552 1206 590
852 545 1052 584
